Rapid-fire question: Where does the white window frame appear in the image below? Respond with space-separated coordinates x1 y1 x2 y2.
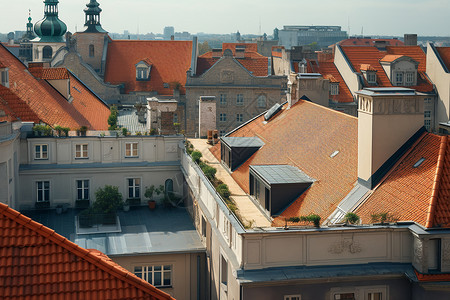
219 130 226 136
1 68 9 87
285 295 301 300
330 83 339 95
424 110 431 119
219 113 227 122
136 67 148 80
257 95 266 108
134 265 172 287
236 113 243 123
236 94 244 106
127 178 141 199
367 72 376 84
76 179 90 201
75 144 88 159
405 72 414 84
36 181 50 202
35 144 48 160
395 72 403 85
125 142 139 157
220 94 227 105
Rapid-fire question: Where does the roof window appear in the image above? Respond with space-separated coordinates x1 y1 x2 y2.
0 68 9 88
330 150 340 158
413 157 425 168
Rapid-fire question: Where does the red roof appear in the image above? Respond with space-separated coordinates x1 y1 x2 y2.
355 134 450 228
0 44 109 130
340 45 433 93
41 67 70 80
104 40 193 95
0 85 40 123
0 202 174 300
415 270 450 282
338 38 404 46
222 43 258 53
210 101 358 226
435 47 450 71
309 59 354 103
197 50 269 77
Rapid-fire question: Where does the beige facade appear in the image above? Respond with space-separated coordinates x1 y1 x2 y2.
75 32 109 73
185 54 287 137
32 41 65 62
0 122 20 209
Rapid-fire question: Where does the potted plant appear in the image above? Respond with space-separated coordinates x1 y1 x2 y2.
56 204 63 214
145 185 156 209
123 199 130 212
79 126 88 137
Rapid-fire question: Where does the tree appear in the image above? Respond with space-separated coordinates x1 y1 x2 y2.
198 41 212 56
93 185 123 214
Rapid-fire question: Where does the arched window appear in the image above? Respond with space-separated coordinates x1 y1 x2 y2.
165 179 173 195
257 95 266 108
42 46 53 59
89 44 95 57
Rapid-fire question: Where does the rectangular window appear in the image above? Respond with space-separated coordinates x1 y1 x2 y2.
173 113 178 123
424 110 431 118
221 255 228 286
125 142 138 157
330 84 339 95
219 113 227 122
220 94 227 105
424 97 432 104
75 144 88 159
134 265 172 287
367 292 382 300
425 119 431 130
406 72 414 85
128 178 140 199
367 73 376 84
396 72 403 85
35 144 48 160
333 293 355 300
285 296 301 300
236 94 244 106
219 130 226 136
236 113 243 123
1 70 9 87
36 181 50 202
76 180 89 200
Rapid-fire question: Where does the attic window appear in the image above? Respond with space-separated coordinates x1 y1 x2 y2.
163 83 169 88
0 68 9 88
413 157 425 168
330 150 339 158
330 83 339 95
367 72 377 84
135 61 152 81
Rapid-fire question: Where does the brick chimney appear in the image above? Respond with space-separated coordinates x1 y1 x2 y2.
356 87 425 189
404 34 418 46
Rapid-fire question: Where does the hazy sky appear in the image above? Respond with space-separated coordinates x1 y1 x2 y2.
2 0 450 37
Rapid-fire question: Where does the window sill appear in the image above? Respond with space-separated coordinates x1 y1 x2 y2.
75 157 89 160
35 158 49 160
125 156 139 158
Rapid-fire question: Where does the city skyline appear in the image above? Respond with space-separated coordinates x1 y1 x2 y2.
2 0 450 37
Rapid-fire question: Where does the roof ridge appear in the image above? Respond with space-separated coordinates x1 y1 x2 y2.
0 202 174 299
426 135 448 228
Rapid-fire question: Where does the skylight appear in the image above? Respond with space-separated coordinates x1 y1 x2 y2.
330 150 340 158
413 157 425 168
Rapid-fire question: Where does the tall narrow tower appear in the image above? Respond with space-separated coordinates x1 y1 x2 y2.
84 0 106 33
34 0 67 42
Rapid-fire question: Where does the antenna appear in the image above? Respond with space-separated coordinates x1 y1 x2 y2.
137 21 140 40
259 17 262 36
361 26 363 37
347 16 350 36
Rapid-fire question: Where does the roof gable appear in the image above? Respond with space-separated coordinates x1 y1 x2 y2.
104 40 193 95
0 203 174 299
197 51 268 77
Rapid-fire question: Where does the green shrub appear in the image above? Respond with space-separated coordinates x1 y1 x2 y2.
202 164 216 181
289 214 321 227
191 151 202 163
108 105 118 130
216 183 231 199
122 127 128 136
93 185 123 214
343 212 360 224
150 128 157 135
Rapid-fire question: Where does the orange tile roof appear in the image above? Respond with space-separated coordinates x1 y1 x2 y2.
0 202 175 300
309 59 354 103
338 38 404 46
41 67 69 80
355 133 450 228
104 40 193 95
340 45 433 93
415 270 450 282
360 64 377 71
197 50 269 76
210 101 358 226
222 43 258 53
379 54 404 63
435 47 450 71
0 85 40 123
0 44 109 130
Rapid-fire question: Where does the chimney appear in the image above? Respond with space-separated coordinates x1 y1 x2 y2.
170 35 175 41
356 87 424 189
374 40 388 50
198 96 216 138
404 34 418 46
212 48 222 58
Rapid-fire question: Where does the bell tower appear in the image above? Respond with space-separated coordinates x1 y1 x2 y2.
84 0 106 33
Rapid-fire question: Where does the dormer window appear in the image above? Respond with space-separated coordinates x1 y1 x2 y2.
135 60 152 81
360 64 377 85
395 72 403 85
380 55 418 87
405 72 414 86
0 68 9 88
330 83 339 95
366 72 377 84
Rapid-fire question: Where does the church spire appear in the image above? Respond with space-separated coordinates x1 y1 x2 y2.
84 0 106 33
24 9 36 40
34 0 67 42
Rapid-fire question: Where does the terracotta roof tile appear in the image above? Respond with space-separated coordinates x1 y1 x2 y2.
340 45 433 93
360 64 377 71
379 54 404 63
338 38 404 46
435 47 450 71
41 68 69 80
355 133 447 227
415 270 450 282
0 85 40 123
0 44 109 130
309 59 354 103
211 101 358 226
222 43 258 53
197 50 269 77
104 40 192 95
0 202 175 299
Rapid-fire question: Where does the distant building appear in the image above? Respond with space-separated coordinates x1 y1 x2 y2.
278 25 348 49
164 26 175 40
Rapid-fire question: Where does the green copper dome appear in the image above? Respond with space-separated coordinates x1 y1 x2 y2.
84 0 106 33
34 0 67 42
